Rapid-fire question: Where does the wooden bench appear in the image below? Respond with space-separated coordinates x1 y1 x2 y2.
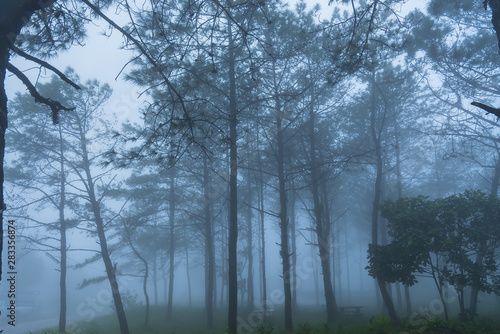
338 306 363 316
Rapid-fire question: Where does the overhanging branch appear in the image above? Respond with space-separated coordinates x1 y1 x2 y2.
6 62 75 124
9 44 81 90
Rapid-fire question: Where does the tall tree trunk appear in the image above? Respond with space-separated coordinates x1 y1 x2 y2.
289 187 297 309
258 152 268 318
227 18 239 334
203 154 214 329
491 155 500 195
58 125 67 334
0 42 7 285
1 0 58 287
142 259 150 326
273 61 293 332
153 246 158 306
75 114 129 334
394 121 412 315
126 231 150 327
246 168 254 310
308 86 337 324
166 169 176 321
369 74 398 324
185 241 192 307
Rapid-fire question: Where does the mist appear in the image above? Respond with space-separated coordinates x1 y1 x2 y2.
2 0 500 333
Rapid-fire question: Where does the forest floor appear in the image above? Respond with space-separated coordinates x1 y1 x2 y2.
29 304 500 334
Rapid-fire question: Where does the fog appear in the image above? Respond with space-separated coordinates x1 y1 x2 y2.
2 0 500 333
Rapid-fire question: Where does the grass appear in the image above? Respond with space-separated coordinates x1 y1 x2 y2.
32 305 500 334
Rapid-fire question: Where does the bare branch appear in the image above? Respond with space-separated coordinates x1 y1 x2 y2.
9 44 81 90
6 62 75 124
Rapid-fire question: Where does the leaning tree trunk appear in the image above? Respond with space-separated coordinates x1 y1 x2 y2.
78 116 129 334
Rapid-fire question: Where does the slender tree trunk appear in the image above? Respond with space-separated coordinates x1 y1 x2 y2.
127 232 150 327
404 285 412 316
77 116 129 334
185 241 192 307
163 261 167 304
227 18 239 334
491 155 500 195
308 97 337 324
469 241 487 319
203 154 214 329
142 260 150 326
311 232 319 305
289 188 297 309
246 169 254 310
369 74 398 324
153 247 158 305
58 125 67 334
394 127 412 315
258 155 268 318
166 169 176 321
429 254 449 320
273 62 293 332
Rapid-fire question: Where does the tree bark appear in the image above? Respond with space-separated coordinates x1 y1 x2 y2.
77 116 129 334
488 0 500 54
272 58 293 332
127 231 150 327
203 155 214 329
246 167 254 309
227 18 239 334
0 0 53 285
308 108 337 324
369 73 398 324
491 155 500 195
166 168 176 321
58 124 67 334
257 146 268 319
289 187 297 309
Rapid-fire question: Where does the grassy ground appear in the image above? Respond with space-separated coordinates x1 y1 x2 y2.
32 305 500 334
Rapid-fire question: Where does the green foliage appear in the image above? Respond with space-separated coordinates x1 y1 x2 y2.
31 307 500 334
369 190 500 286
364 316 397 334
368 190 500 317
256 323 274 334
